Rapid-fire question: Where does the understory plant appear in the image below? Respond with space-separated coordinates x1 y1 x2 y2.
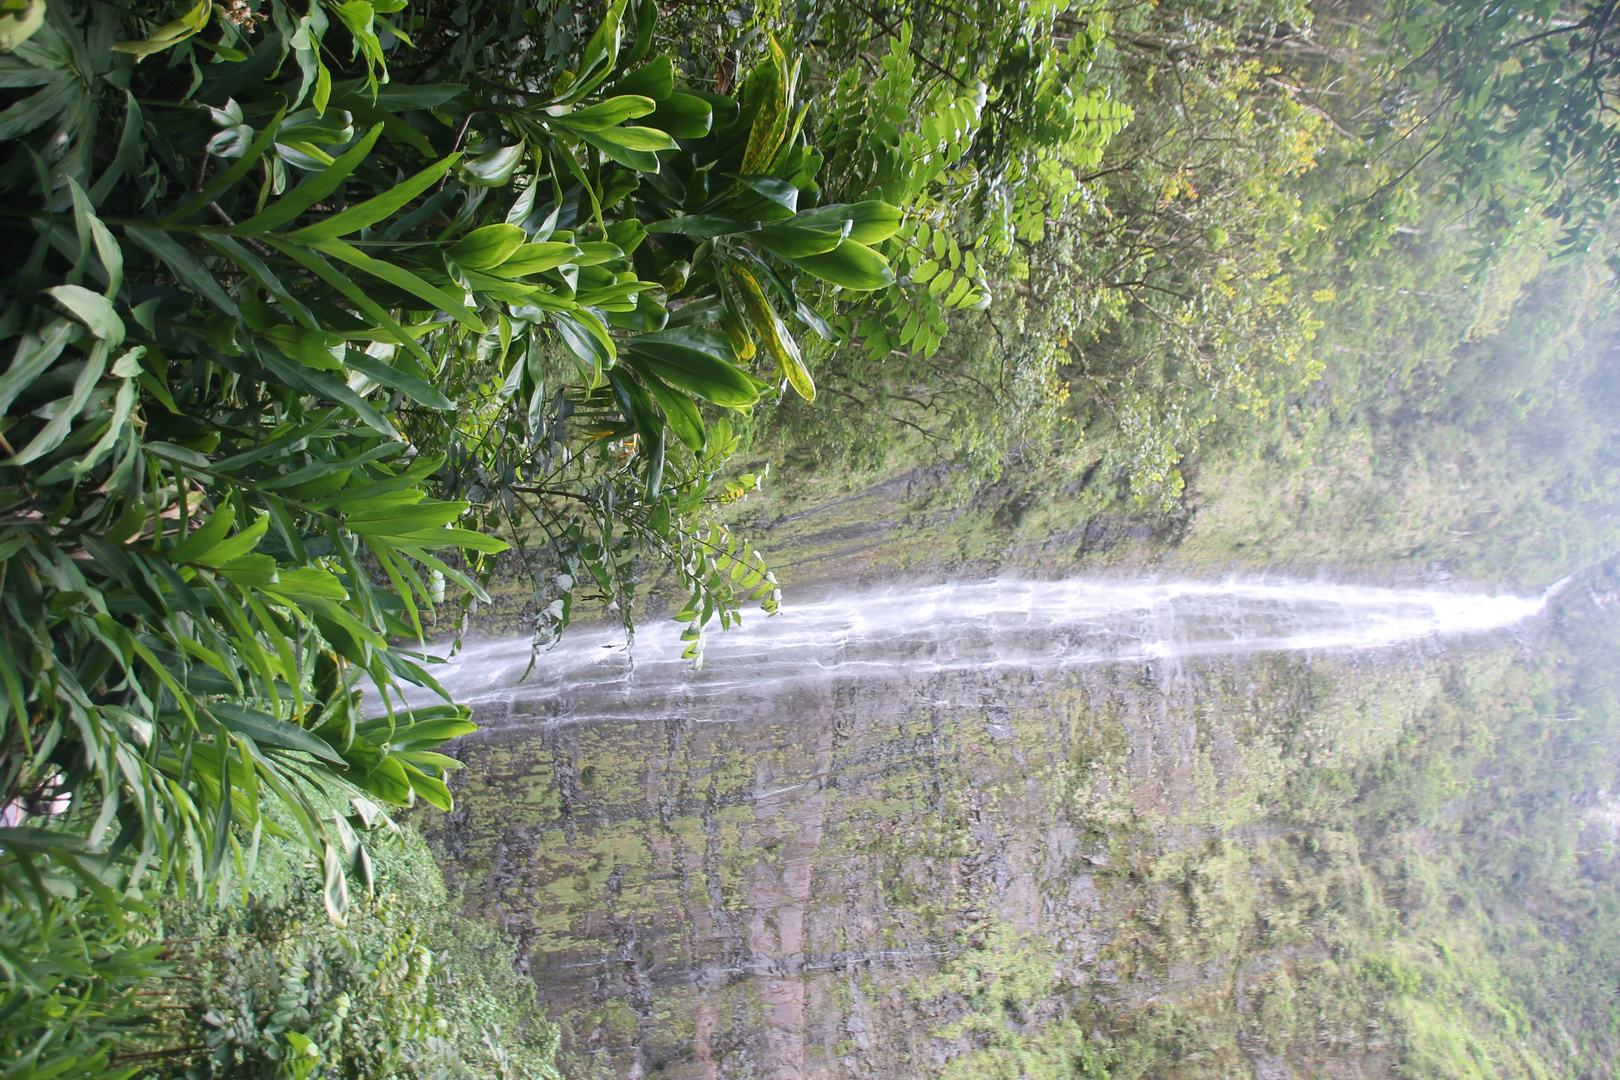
0 0 983 1073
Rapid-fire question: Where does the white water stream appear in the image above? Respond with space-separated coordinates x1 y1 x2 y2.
412 577 1556 730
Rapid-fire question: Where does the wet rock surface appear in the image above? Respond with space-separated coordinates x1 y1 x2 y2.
424 579 1544 1079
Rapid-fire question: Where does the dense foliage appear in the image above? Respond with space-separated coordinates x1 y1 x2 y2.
0 0 993 1072
2 0 1617 1074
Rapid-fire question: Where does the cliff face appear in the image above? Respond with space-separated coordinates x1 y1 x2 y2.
428 625 1496 1079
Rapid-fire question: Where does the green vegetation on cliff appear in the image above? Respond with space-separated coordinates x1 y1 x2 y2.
2 0 1619 1076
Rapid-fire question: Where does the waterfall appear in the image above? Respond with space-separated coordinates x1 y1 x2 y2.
423 574 1565 1078
412 577 1549 728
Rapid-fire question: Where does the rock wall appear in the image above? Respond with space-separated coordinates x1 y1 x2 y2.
428 629 1496 1079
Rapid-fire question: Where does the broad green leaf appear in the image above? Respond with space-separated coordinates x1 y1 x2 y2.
7 340 107 464
740 36 791 174
786 239 895 290
498 241 583 276
458 142 526 187
329 79 467 111
790 201 904 244
262 324 345 370
749 222 846 259
573 241 626 266
192 512 270 568
649 92 713 139
638 364 706 452
731 267 813 401
623 340 764 409
322 842 349 924
0 319 77 413
278 107 356 146
549 94 656 131
448 223 528 269
387 527 509 554
572 0 631 98
165 108 286 222
353 757 414 806
576 125 675 171
389 717 478 748
167 504 236 563
401 759 453 810
210 703 345 765
396 750 464 771
737 175 799 212
584 124 677 152
644 215 752 239
264 568 349 601
611 54 673 100
266 239 446 363
0 72 75 143
126 228 239 317
550 309 616 377
43 285 122 346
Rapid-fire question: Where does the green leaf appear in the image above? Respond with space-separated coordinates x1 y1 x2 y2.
573 0 631 98
323 841 349 924
262 324 345 370
649 92 713 138
550 308 616 377
791 201 903 244
305 237 487 334
264 568 349 601
192 512 270 568
279 107 356 146
644 215 753 238
210 703 346 765
737 175 799 212
167 504 236 563
280 153 463 242
233 124 385 235
638 364 706 452
166 108 287 222
0 74 75 144
0 318 78 414
786 239 895 290
44 285 123 346
549 94 656 131
126 228 239 317
259 241 427 380
389 716 477 748
448 223 528 269
346 349 455 410
401 759 453 810
457 142 526 187
749 222 845 259
573 241 626 266
576 125 676 171
623 335 764 408
730 266 813 401
611 54 673 100
498 241 583 276
356 754 415 805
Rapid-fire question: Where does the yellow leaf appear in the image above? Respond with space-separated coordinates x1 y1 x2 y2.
111 0 211 59
730 268 814 402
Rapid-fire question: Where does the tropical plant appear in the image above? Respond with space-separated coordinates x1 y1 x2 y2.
0 0 963 1071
